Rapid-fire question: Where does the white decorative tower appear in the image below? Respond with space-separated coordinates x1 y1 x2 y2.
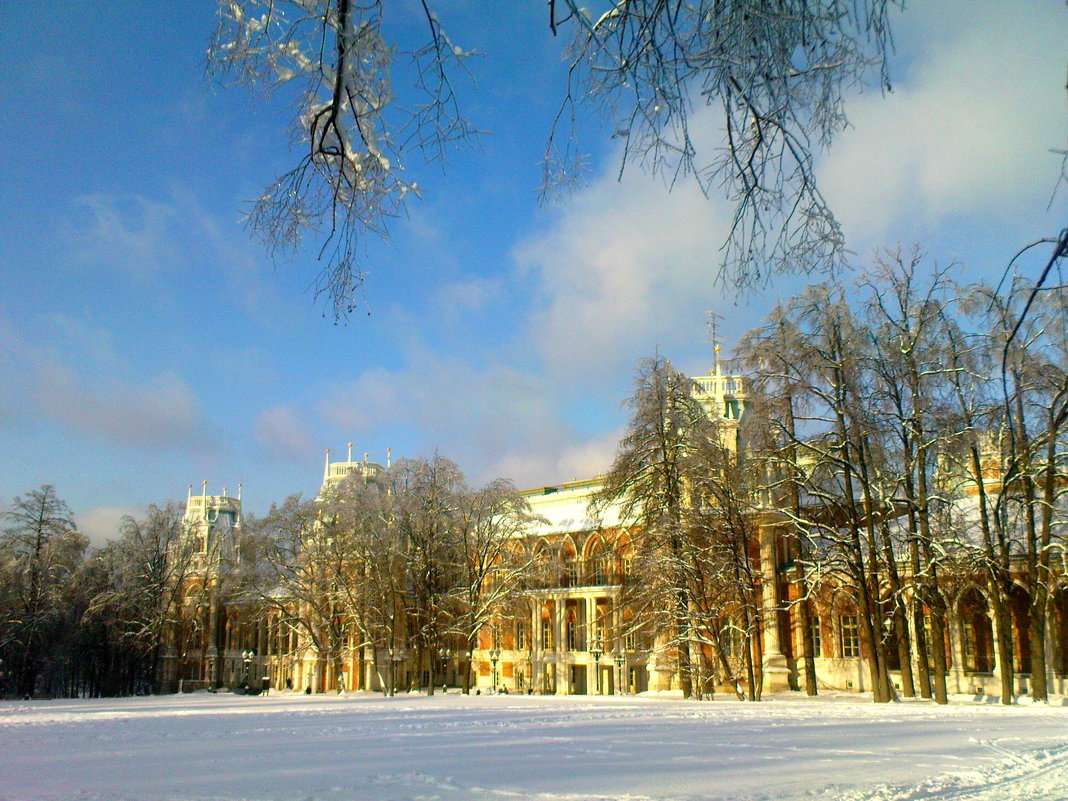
691 314 749 450
182 481 242 563
317 443 385 499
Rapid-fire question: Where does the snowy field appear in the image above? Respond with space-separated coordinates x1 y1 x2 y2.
2 692 1067 801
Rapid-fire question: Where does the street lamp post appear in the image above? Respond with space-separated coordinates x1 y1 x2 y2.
589 641 603 695
242 650 255 692
489 647 501 693
614 653 625 695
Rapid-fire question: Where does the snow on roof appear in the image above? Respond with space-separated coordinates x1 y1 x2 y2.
521 478 624 537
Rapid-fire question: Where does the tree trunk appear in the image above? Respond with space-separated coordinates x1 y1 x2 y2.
1029 594 1048 702
910 598 932 699
893 605 914 697
674 589 693 699
797 593 818 696
926 594 949 705
990 584 1016 705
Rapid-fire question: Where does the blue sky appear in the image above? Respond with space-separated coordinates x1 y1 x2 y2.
1 1 1064 544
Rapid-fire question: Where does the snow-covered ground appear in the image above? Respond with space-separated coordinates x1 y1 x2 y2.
2 692 1067 801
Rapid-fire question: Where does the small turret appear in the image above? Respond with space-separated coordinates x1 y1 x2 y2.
317 444 384 499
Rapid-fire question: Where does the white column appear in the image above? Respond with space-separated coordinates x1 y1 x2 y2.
759 525 792 693
554 597 566 694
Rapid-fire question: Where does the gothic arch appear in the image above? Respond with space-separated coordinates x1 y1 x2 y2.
583 535 611 585
558 535 579 588
955 585 995 673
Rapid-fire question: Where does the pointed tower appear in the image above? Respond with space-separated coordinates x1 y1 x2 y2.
691 313 749 450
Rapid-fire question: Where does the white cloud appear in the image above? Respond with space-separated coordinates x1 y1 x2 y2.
0 315 216 451
485 427 623 489
515 164 737 385
63 193 184 277
77 505 142 548
317 352 624 487
254 405 318 462
433 276 503 318
33 363 215 450
818 0 1066 246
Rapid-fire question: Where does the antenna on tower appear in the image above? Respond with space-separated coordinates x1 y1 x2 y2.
706 311 723 375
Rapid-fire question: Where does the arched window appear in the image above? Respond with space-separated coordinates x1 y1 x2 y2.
958 587 995 673
560 542 577 588
586 538 610 585
541 604 554 650
1053 586 1068 675
565 605 580 651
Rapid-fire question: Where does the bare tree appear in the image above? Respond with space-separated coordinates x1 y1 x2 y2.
685 426 766 700
209 1 899 315
321 471 408 695
251 494 357 692
0 486 85 697
389 455 465 695
208 0 478 317
592 356 718 698
451 478 541 694
85 504 199 694
740 310 821 696
938 295 1018 705
860 252 957 704
744 286 900 702
547 0 897 288
983 280 1068 703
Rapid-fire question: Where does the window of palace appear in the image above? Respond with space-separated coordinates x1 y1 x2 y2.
562 558 577 587
725 621 742 660
566 616 580 651
516 621 528 650
586 542 610 585
809 615 822 657
590 556 608 585
962 620 977 670
840 614 860 658
959 589 994 672
541 616 553 650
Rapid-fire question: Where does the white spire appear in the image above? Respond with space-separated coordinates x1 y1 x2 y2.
323 449 331 482
347 441 353 462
